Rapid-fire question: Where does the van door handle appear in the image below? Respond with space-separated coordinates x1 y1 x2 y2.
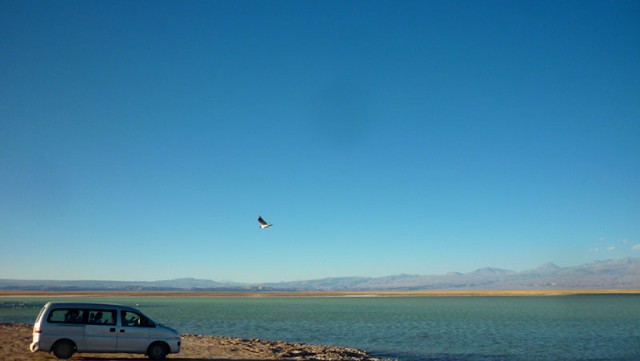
110 328 116 332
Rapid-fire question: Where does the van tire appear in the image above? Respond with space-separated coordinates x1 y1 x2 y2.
52 339 76 359
147 342 169 360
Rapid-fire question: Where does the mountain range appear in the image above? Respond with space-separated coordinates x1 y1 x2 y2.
1 258 638 292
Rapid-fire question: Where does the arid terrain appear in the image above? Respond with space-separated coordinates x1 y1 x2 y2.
0 323 390 361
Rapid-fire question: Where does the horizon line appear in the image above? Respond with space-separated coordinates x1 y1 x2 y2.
1 289 640 298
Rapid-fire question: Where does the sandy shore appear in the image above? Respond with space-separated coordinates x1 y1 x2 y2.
0 323 391 361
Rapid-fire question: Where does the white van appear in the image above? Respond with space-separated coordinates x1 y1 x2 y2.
30 302 181 359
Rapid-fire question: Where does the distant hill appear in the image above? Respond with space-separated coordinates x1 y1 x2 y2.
1 258 639 292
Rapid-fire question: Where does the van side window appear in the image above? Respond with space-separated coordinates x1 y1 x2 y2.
88 310 116 325
121 310 154 328
48 309 85 324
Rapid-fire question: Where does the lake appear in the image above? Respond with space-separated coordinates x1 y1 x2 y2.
1 295 639 360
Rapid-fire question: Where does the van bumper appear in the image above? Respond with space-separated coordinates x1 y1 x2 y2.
29 342 39 353
170 339 181 353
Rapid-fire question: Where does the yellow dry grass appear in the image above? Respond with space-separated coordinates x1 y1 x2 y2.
1 289 639 297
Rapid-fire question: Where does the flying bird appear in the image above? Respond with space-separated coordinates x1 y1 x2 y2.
258 216 272 229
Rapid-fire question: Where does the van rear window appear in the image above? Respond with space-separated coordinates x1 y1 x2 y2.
48 309 85 324
34 306 47 323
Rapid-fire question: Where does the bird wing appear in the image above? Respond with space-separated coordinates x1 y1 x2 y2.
258 216 268 225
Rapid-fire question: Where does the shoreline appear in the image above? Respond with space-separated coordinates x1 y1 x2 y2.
1 289 639 297
0 323 393 360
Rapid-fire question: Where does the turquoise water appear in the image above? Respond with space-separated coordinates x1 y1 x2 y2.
2 295 639 360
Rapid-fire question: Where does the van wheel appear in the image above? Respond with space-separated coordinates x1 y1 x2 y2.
52 340 76 359
147 342 168 360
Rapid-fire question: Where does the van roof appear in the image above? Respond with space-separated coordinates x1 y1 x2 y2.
44 302 140 311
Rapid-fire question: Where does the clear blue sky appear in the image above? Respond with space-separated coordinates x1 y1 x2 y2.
1 0 639 283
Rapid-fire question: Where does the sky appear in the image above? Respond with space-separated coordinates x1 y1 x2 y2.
1 0 639 283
